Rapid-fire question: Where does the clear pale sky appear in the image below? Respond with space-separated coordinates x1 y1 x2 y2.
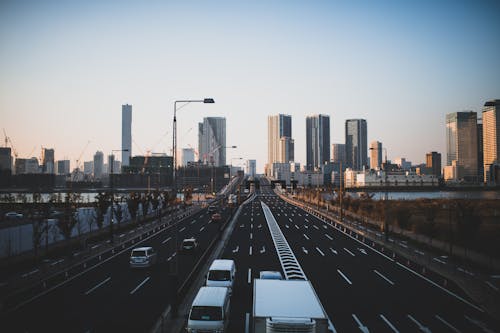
1 0 499 173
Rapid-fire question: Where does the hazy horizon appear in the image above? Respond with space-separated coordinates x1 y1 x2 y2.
1 0 499 173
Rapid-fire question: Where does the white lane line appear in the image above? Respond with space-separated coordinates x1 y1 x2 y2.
316 247 325 256
251 223 253 229
179 227 186 232
260 246 266 254
295 224 300 229
167 252 177 262
330 247 338 255
285 224 289 228
358 248 367 255
245 312 250 333
130 277 150 295
304 225 309 229
396 262 484 313
232 246 239 253
249 246 253 256
240 224 244 228
380 314 399 332
84 277 111 295
407 314 431 333
250 232 253 240
302 247 309 254
325 234 333 240
486 281 499 292
289 218 293 222
374 270 395 285
190 220 196 225
303 234 310 240
305 218 309 222
199 226 205 232
435 315 461 333
322 225 328 229
337 269 352 285
248 268 252 284
344 248 355 256
464 315 494 332
352 314 369 332
313 225 319 230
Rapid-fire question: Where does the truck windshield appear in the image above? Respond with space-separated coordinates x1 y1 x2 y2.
208 270 230 281
190 306 222 321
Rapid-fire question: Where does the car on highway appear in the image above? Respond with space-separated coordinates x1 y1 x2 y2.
211 212 222 221
259 270 283 280
187 286 230 333
207 205 217 214
4 212 23 219
181 238 198 253
206 259 236 292
129 246 157 268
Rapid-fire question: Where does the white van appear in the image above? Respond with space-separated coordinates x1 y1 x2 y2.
206 259 236 291
187 286 230 333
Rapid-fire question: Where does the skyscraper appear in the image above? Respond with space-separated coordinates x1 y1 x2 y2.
446 111 478 182
56 160 70 175
426 152 442 178
369 141 382 170
181 148 195 166
482 99 500 183
42 148 55 174
246 160 256 177
0 147 12 172
306 114 330 170
345 119 367 170
477 120 484 183
122 104 132 167
268 114 294 173
331 144 346 164
199 117 226 166
93 151 104 179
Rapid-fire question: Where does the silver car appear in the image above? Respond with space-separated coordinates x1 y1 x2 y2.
130 246 157 268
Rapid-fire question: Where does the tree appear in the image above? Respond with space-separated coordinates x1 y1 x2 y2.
417 202 439 243
455 201 482 254
394 204 413 231
94 192 110 229
127 192 140 224
56 193 78 241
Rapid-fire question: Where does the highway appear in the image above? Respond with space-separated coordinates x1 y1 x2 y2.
222 182 498 333
3 203 231 332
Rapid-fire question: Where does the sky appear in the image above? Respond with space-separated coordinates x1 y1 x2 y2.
1 0 499 173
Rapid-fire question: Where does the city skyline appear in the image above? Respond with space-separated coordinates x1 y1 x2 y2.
1 1 500 173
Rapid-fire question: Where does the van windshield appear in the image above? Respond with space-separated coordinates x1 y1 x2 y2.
208 270 230 281
190 306 222 321
131 250 146 257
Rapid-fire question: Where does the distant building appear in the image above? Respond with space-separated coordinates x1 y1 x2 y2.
267 114 294 175
426 152 442 178
477 120 484 183
246 159 256 177
344 169 438 188
446 111 478 183
122 104 132 166
394 157 411 170
199 117 226 166
26 157 40 174
56 160 70 175
369 141 382 170
93 151 104 179
0 147 12 171
482 99 500 184
181 148 195 167
331 143 346 164
42 148 55 174
83 161 93 175
345 119 367 171
306 114 330 170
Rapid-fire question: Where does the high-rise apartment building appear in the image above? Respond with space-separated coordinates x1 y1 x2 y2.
306 114 330 170
268 114 294 174
0 147 12 172
246 160 256 177
369 141 382 170
331 143 346 164
181 148 195 166
345 119 368 170
482 99 500 183
426 152 442 178
93 151 104 179
199 117 226 166
122 104 132 167
84 161 93 175
42 148 55 174
56 160 70 175
446 111 478 182
477 120 484 183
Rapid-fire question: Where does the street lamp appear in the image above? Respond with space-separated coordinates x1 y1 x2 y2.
173 98 215 194
109 149 128 243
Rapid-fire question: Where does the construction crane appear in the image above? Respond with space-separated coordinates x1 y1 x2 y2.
3 128 18 160
72 140 91 181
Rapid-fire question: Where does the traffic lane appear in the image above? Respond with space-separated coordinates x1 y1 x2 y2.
276 201 495 332
4 208 222 332
223 200 282 333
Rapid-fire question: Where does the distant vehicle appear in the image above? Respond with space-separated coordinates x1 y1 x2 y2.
211 213 222 221
181 238 198 253
207 205 217 214
129 246 157 268
253 279 330 333
244 189 249 194
4 212 23 219
187 286 231 333
206 259 236 292
259 271 283 280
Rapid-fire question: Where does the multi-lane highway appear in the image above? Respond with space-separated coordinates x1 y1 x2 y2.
3 177 499 333
3 203 232 332
221 182 498 333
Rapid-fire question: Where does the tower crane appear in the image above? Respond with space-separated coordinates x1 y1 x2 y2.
3 128 18 160
72 140 91 181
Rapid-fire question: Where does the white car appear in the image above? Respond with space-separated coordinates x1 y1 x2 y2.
130 246 157 268
5 212 23 219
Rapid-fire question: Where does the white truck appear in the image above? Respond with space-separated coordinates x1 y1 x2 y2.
252 279 331 333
